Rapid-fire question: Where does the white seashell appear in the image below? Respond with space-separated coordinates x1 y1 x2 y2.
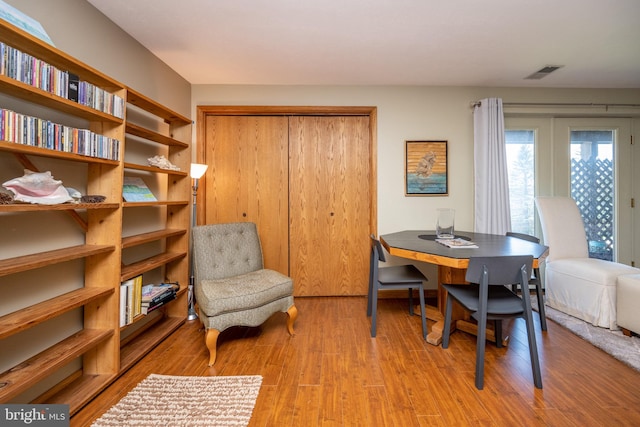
148 155 180 171
65 187 83 200
2 169 73 205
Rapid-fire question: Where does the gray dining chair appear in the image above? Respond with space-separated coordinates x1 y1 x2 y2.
506 231 547 331
367 235 428 340
442 255 542 390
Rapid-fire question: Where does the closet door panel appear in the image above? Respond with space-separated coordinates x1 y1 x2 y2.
203 115 289 275
289 116 371 296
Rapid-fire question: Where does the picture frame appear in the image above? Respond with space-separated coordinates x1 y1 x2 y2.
405 140 448 196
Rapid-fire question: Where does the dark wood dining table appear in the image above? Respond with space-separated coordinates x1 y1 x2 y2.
380 230 548 345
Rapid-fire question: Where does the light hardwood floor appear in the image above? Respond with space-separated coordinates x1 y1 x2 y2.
72 296 640 426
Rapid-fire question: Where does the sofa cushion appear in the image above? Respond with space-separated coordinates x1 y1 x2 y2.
546 258 640 329
617 274 640 334
196 269 293 317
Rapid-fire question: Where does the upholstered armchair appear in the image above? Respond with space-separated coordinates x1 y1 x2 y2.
535 196 639 329
192 222 297 365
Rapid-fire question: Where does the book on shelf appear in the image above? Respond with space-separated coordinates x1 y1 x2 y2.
435 237 479 249
141 283 179 315
122 177 157 202
142 291 177 315
119 274 143 325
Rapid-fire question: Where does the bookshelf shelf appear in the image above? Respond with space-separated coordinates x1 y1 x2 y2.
0 203 120 213
120 252 187 282
123 200 189 208
0 244 115 277
125 123 189 148
0 141 121 164
122 228 187 249
0 17 191 415
0 287 114 340
0 75 123 123
123 162 189 176
0 328 114 402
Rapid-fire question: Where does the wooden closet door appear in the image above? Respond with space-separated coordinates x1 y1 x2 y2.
289 116 371 296
203 115 289 275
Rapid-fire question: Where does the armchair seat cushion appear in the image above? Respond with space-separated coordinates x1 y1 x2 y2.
197 269 294 317
546 258 640 329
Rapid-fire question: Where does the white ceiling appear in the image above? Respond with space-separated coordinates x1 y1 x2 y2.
87 0 640 88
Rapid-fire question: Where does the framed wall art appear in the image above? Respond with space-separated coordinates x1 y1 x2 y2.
405 140 448 196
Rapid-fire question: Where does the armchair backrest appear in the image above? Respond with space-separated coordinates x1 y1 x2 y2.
192 222 265 281
535 196 589 262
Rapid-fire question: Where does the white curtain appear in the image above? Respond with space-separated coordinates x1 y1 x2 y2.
473 97 511 234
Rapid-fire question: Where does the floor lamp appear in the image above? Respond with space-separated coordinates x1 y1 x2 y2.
188 163 208 321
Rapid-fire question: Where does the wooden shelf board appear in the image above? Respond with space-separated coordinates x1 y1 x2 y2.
123 200 188 208
122 228 187 249
0 328 114 402
119 315 185 372
0 141 120 164
126 88 191 125
120 252 187 281
0 20 123 91
0 202 119 213
125 123 189 148
0 244 115 277
41 373 116 416
0 287 114 340
0 76 123 123
123 162 188 176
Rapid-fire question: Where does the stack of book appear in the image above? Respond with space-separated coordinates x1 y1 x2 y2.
119 275 143 327
141 283 179 315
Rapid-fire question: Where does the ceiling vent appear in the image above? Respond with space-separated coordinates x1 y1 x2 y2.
525 65 564 80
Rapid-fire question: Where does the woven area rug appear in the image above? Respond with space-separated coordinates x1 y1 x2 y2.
531 297 640 372
91 374 262 427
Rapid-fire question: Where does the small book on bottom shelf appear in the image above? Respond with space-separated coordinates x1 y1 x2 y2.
141 282 179 315
435 238 478 248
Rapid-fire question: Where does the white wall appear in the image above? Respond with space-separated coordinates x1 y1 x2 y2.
191 85 640 238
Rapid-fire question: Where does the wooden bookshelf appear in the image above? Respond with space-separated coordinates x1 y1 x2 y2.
0 18 192 415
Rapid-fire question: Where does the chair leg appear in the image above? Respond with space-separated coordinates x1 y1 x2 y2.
418 286 427 340
286 305 298 335
442 296 454 348
494 320 503 348
367 272 374 317
475 315 488 390
523 309 543 389
408 288 414 316
534 269 547 331
370 285 379 337
205 328 221 366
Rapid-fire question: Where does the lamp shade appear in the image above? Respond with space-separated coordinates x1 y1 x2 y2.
190 163 208 179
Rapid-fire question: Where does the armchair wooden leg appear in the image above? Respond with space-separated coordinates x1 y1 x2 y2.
286 305 298 335
205 328 220 366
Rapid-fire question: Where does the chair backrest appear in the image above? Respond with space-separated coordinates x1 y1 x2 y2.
192 222 264 281
506 231 540 244
370 234 387 263
465 255 533 286
535 196 589 262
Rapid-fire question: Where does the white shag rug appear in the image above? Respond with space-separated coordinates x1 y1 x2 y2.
91 374 262 427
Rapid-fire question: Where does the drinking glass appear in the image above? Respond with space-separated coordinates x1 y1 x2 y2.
436 208 455 239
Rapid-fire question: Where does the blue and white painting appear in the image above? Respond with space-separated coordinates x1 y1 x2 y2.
405 141 448 195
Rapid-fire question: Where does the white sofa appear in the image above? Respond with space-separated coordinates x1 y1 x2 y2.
535 197 640 329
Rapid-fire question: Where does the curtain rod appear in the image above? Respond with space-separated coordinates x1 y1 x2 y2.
470 101 640 109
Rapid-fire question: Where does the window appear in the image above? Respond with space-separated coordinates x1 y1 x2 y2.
505 130 535 235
